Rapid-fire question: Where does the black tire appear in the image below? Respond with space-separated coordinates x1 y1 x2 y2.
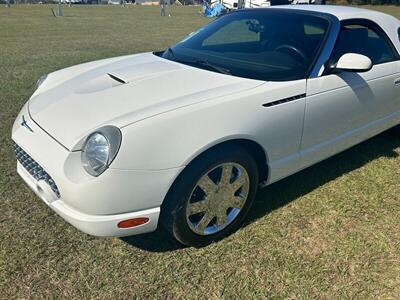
161 144 259 247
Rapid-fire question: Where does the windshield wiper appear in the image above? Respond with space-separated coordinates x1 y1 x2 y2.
194 59 231 75
164 49 231 76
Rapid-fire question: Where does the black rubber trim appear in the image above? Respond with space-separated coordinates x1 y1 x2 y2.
107 73 127 84
262 93 306 107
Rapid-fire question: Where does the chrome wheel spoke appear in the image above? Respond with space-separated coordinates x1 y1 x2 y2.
229 175 246 194
187 199 209 215
228 195 245 209
220 164 233 185
196 213 214 231
217 211 227 226
197 175 217 195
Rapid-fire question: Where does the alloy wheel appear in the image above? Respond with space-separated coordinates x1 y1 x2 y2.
186 162 250 235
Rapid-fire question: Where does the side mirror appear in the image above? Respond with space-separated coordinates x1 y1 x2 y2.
334 53 372 73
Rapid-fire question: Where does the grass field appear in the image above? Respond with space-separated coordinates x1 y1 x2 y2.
1 4 400 299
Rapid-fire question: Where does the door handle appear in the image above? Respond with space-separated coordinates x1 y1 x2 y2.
395 78 400 86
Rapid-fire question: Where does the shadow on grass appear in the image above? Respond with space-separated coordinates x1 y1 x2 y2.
247 129 400 222
122 226 185 252
122 129 400 252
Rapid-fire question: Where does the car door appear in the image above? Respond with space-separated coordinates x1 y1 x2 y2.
301 19 400 168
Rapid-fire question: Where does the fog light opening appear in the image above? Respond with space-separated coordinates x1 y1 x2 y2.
118 217 149 229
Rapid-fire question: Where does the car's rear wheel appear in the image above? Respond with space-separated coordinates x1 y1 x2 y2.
161 145 259 247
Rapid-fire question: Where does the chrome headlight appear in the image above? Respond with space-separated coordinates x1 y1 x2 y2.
35 74 47 90
81 126 122 177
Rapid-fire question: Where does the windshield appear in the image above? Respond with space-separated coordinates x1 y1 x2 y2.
158 9 331 81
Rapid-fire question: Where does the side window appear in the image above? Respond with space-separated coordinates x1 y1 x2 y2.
330 23 396 65
202 19 261 46
398 27 400 42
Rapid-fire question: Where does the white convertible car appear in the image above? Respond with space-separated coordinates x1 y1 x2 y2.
12 6 400 247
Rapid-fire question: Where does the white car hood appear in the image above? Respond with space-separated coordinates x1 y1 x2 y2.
29 53 263 150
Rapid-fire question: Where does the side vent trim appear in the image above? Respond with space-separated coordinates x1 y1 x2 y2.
263 93 306 108
107 73 127 84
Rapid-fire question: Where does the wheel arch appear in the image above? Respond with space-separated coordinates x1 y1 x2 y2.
173 137 270 192
208 138 270 183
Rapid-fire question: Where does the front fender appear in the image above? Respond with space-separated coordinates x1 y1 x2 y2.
111 79 307 184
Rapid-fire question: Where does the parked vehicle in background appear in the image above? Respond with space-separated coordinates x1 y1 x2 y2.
291 0 313 4
244 0 271 8
60 0 83 4
218 0 277 10
205 0 320 17
292 0 326 4
221 0 239 9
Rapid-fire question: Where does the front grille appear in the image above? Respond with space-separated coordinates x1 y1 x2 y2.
13 142 60 198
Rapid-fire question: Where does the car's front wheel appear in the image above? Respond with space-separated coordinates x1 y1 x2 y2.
161 145 259 247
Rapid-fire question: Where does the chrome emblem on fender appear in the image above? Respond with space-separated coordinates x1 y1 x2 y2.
21 115 34 132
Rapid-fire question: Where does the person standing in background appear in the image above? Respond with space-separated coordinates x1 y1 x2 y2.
160 0 166 16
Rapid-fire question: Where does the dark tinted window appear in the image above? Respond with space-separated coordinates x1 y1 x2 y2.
160 10 330 81
331 23 396 65
398 27 400 42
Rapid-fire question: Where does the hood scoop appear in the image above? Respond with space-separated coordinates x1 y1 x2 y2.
107 61 182 83
107 72 127 84
74 74 126 94
74 61 181 95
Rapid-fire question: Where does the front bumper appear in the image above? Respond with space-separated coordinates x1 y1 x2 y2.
17 161 160 236
12 104 183 237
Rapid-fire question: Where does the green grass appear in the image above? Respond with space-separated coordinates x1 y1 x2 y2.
1 4 400 299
